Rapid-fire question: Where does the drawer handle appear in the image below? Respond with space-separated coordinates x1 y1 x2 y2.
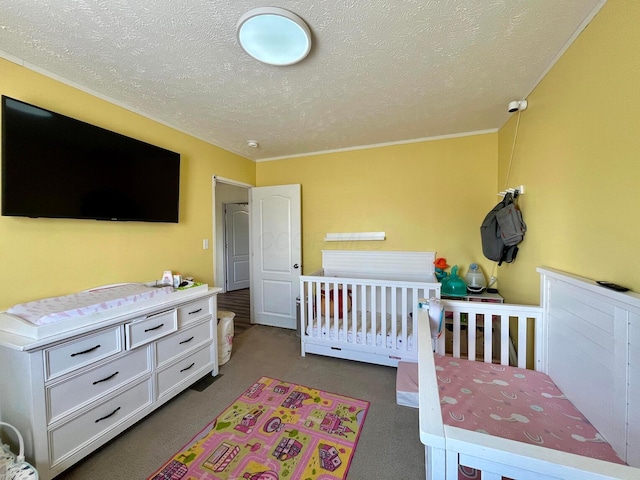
144 323 165 332
93 371 119 385
188 308 203 315
180 362 195 373
70 345 101 357
179 336 194 345
95 406 121 423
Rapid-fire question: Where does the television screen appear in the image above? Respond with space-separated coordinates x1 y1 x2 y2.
1 96 180 223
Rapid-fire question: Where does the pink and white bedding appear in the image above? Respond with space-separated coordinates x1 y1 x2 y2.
306 313 414 349
435 354 625 478
7 283 174 325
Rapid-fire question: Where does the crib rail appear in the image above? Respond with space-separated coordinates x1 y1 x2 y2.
436 300 543 368
418 304 638 480
300 270 440 366
445 427 637 480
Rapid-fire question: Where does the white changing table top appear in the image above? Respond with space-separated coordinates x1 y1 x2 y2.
7 283 175 326
0 284 221 351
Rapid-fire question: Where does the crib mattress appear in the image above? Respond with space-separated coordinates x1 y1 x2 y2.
305 313 414 349
396 361 419 408
435 354 625 465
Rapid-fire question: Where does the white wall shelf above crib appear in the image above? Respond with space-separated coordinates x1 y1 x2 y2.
324 232 385 242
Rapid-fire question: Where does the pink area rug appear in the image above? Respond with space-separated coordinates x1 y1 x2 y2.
149 376 369 480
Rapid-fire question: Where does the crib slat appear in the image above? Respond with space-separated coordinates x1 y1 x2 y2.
360 285 365 340
304 280 311 335
337 283 343 338
315 281 322 333
391 286 398 350
436 322 446 354
484 313 493 364
453 313 461 358
318 281 323 334
324 281 330 339
381 286 388 349
411 288 419 353
518 315 527 369
335 282 340 326
351 283 357 340
500 314 509 365
371 285 377 348
333 282 338 331
341 283 347 320
446 451 459 480
468 313 476 361
401 287 408 351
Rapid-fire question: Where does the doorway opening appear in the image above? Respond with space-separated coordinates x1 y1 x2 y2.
213 176 251 326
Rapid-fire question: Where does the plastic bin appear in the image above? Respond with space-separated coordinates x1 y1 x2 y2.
217 310 235 365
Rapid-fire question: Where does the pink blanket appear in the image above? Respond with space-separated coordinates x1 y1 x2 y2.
435 355 625 477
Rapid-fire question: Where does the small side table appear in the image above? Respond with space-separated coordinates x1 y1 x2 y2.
442 291 504 303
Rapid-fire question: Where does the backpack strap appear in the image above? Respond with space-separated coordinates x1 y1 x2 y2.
499 245 519 265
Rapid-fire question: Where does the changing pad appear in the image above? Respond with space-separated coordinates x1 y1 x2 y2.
7 283 174 326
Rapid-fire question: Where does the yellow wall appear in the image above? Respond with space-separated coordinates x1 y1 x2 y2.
496 0 640 304
0 58 255 309
257 134 498 276
4 0 635 311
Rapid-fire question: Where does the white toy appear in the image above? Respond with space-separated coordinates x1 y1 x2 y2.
427 297 444 341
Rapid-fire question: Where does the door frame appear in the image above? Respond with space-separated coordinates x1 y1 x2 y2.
212 175 252 294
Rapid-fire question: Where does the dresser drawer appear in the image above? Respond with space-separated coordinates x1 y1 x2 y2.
156 320 213 367
156 344 213 398
44 327 122 381
47 346 151 424
49 378 152 466
125 309 177 349
177 297 212 326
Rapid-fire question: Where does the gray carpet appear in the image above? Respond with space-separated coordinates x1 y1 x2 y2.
57 325 425 479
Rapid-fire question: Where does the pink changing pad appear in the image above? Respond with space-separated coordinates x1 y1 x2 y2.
7 283 174 326
435 354 625 465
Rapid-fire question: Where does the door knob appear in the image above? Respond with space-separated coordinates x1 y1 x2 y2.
293 264 299 269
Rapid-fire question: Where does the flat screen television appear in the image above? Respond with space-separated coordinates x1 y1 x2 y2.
1 96 180 223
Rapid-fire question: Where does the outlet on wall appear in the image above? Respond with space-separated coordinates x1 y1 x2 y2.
203 239 209 250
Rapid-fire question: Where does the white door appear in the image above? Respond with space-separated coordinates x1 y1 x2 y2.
250 185 301 329
224 203 250 291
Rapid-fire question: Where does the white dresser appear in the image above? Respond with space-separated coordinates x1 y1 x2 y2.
0 286 221 480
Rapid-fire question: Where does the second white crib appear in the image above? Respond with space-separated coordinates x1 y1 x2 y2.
300 250 441 367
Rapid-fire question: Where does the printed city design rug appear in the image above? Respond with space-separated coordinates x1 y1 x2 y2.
149 376 370 480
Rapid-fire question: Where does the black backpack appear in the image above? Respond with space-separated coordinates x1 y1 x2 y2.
480 193 527 265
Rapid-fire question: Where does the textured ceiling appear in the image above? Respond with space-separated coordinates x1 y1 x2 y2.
0 0 606 161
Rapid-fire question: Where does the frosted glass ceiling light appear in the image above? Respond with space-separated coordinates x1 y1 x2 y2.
237 7 311 66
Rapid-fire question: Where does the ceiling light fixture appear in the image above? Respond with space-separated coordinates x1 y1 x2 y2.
236 7 311 66
247 140 259 148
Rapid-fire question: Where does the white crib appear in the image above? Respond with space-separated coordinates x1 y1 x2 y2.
300 250 441 367
418 267 640 479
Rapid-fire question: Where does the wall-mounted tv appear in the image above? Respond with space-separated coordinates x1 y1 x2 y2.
1 96 180 223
